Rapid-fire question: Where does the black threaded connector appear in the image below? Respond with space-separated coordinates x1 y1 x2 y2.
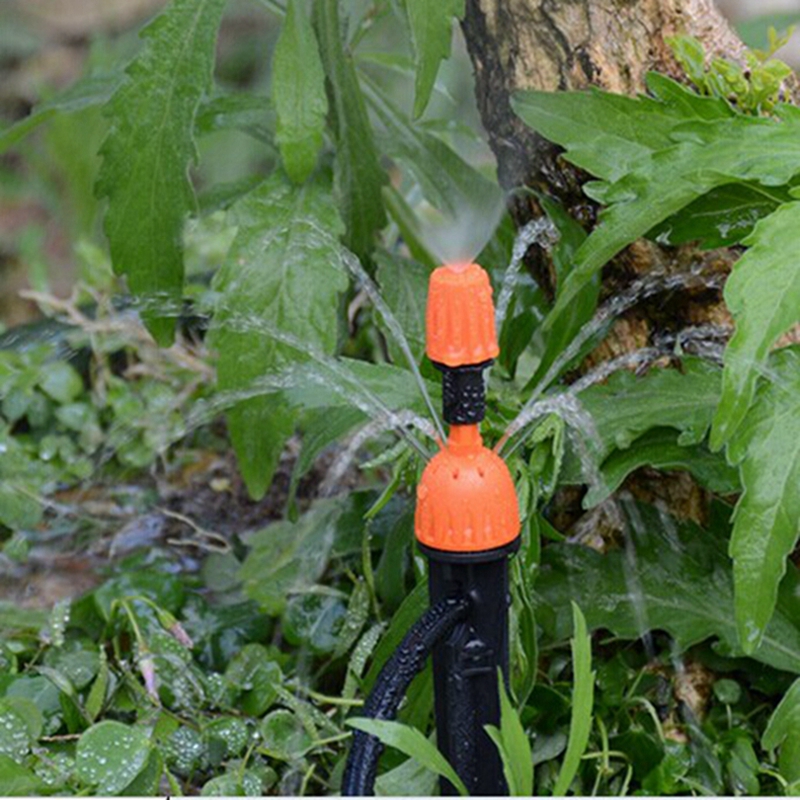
433 359 492 425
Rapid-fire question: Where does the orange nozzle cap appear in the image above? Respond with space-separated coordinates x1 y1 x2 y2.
426 263 499 368
415 425 520 553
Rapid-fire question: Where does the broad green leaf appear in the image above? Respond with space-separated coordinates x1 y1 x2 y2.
553 603 595 796
726 348 800 653
585 428 740 507
239 499 346 614
711 203 800 448
97 0 226 344
512 76 731 183
514 85 800 329
0 699 38 760
375 251 430 364
313 0 387 257
76 720 152 795
0 73 119 155
283 593 347 654
347 718 468 796
537 503 800 675
762 678 800 783
403 0 465 119
196 92 275 145
576 358 722 463
484 673 533 796
224 644 282 716
260 709 313 761
208 172 348 498
0 756 43 796
650 181 793 249
272 0 327 183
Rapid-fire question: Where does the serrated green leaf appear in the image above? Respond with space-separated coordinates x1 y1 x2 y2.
576 358 722 463
585 428 740 508
537 502 800 675
272 0 327 183
514 86 800 332
313 0 387 257
553 603 595 796
208 172 348 498
711 203 800 449
347 718 467 796
726 348 800 653
512 78 731 184
97 0 226 344
403 0 464 119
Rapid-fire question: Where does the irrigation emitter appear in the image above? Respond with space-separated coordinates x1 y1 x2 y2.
343 263 521 796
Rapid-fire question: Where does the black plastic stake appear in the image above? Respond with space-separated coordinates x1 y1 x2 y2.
422 541 518 795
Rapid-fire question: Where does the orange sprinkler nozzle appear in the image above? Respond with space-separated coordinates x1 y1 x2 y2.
415 425 520 553
426 263 499 368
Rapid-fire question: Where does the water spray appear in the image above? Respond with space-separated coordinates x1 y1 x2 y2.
343 262 520 796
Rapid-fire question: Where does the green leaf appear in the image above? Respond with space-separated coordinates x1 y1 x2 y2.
576 358 722 463
313 0 387 257
403 0 465 119
375 251 430 364
208 172 348 497
76 720 152 794
283 593 347 654
484 673 533 796
512 76 731 183
224 643 282 716
711 203 800 448
272 0 327 183
537 502 800 675
375 753 438 796
762 677 800 783
0 699 39 760
259 709 313 761
649 181 793 249
239 499 345 614
726 347 800 653
553 603 595 796
96 0 226 344
585 428 740 508
514 85 800 330
0 755 43 796
347 718 467 796
0 73 119 155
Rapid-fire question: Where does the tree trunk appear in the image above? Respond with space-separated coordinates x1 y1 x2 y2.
460 0 746 525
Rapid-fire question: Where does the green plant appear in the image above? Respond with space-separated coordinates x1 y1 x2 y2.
5 0 800 794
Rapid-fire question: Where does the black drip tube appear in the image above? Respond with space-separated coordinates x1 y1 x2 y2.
341 596 470 796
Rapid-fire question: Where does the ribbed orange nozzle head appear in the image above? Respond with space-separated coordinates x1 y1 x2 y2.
426 263 499 367
415 425 520 552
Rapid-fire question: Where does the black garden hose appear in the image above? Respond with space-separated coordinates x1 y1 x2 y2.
341 595 470 796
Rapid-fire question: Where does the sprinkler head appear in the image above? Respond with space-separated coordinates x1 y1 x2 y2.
426 263 499 368
415 424 520 553
416 262 520 554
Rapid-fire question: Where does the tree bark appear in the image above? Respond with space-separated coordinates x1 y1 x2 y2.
460 0 747 525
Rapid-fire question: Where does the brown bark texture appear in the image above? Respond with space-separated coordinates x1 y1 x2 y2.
460 0 748 524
